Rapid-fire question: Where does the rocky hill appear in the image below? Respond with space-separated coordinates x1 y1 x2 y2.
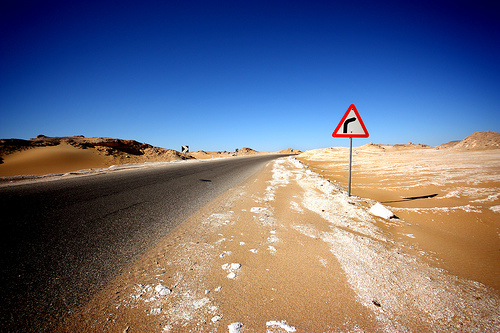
437 131 500 150
236 147 261 155
278 148 302 154
0 135 184 163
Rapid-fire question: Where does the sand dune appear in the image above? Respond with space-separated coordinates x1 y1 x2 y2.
0 135 299 178
0 135 187 177
0 143 110 177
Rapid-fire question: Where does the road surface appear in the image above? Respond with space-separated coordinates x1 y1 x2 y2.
0 155 283 332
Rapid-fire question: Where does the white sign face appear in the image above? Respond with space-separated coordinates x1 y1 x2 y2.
337 108 365 135
332 104 369 138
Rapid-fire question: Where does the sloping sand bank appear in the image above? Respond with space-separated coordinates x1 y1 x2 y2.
0 143 111 177
0 136 186 178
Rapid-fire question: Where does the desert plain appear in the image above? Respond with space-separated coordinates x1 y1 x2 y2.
1 131 499 332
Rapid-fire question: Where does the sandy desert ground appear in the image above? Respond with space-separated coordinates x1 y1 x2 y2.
48 131 500 332
297 132 500 294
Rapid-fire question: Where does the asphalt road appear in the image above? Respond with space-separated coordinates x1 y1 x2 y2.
0 155 283 332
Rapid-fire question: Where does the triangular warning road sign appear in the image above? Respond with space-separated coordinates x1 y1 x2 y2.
332 104 369 138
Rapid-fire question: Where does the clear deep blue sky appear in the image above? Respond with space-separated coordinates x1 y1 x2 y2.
1 0 499 151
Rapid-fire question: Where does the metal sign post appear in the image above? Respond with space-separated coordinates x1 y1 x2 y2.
332 104 369 197
348 137 353 196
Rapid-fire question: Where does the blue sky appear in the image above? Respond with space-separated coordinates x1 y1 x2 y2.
1 0 499 152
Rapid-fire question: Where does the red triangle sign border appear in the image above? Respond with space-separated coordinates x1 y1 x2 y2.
332 104 369 138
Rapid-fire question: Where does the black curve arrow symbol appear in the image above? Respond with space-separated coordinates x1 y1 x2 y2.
343 117 356 133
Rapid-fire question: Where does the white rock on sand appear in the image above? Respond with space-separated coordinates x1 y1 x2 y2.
222 263 241 270
222 263 241 279
154 284 172 296
266 320 296 332
228 322 244 333
369 202 395 219
211 315 222 323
